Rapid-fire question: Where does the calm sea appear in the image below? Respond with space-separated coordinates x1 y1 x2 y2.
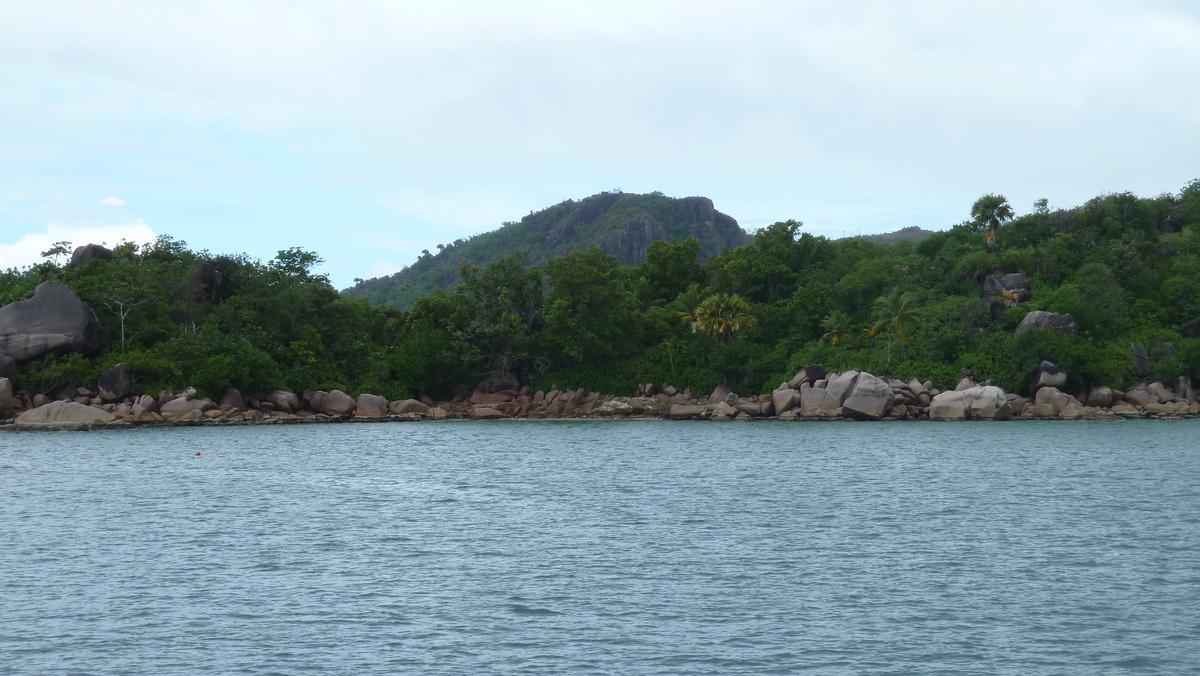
1 420 1198 675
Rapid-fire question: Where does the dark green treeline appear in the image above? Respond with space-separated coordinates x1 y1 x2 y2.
5 182 1200 399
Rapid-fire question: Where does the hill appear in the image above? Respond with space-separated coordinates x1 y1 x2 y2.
342 191 750 309
855 226 937 245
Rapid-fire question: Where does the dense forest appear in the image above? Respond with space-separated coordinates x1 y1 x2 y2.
3 182 1199 401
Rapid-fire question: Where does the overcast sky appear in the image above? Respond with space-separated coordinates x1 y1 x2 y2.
2 0 1198 287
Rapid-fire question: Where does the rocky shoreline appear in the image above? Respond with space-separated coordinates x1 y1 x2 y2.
4 361 1197 431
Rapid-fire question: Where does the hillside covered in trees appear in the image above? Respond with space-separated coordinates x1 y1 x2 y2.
2 182 1199 403
343 191 750 310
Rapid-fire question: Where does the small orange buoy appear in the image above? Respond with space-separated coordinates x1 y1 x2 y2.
195 451 201 456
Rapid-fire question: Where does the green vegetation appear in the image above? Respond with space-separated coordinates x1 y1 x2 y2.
4 182 1200 400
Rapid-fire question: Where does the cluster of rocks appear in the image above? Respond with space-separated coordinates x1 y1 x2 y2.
3 360 1198 430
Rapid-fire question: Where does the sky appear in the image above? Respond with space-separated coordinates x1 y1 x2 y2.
1 0 1198 287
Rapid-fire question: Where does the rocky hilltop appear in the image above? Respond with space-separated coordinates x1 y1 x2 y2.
343 191 751 309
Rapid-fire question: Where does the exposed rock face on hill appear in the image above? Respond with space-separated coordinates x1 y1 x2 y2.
343 191 750 309
0 282 104 362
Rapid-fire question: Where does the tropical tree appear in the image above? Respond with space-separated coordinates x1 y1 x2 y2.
971 193 1015 251
820 309 853 368
670 283 705 327
691 293 756 344
870 288 922 360
626 276 665 312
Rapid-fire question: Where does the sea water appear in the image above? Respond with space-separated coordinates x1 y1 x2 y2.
1 420 1198 674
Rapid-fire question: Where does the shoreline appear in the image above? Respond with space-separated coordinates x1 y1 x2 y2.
4 407 1197 432
5 365 1198 431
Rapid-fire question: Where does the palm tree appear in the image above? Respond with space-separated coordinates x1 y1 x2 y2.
692 293 756 344
871 288 922 360
627 276 664 312
820 309 853 369
671 283 705 326
971 193 1014 251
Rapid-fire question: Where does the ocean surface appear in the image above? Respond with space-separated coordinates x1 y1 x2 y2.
1 420 1198 675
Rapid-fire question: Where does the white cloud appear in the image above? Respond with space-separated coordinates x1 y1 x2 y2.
0 220 158 270
98 195 126 206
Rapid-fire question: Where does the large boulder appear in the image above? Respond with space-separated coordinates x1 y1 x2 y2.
1033 386 1079 414
969 386 1012 420
799 388 840 415
0 350 16 385
1015 311 1079 337
219 388 245 409
983 273 1032 302
97 362 133 402
1083 386 1113 408
929 386 1012 420
1178 376 1195 402
160 396 215 418
354 393 389 417
1146 381 1174 404
825 370 861 403
707 384 732 404
841 373 894 420
389 399 430 415
669 404 707 420
15 399 117 429
929 390 971 420
771 388 798 415
786 364 826 389
314 389 356 416
69 243 112 268
0 282 104 362
0 377 13 418
266 390 300 413
1029 360 1068 394
1123 389 1155 409
1130 342 1150 378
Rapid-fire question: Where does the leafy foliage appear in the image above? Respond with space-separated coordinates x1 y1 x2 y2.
5 181 1200 401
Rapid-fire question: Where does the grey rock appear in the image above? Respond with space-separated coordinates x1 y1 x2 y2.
669 404 706 420
799 387 840 414
841 373 894 420
318 389 356 416
0 282 104 362
69 243 112 268
1130 342 1149 378
1083 386 1113 408
983 273 1031 302
0 377 13 418
219 388 245 409
354 393 389 417
771 388 798 415
16 399 117 429
266 390 299 413
1030 360 1068 393
97 362 133 402
160 396 215 417
1033 386 1079 413
707 384 732 404
389 399 430 415
969 386 1012 420
825 370 861 403
1015 310 1079 337
1146 381 1173 404
0 350 17 385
